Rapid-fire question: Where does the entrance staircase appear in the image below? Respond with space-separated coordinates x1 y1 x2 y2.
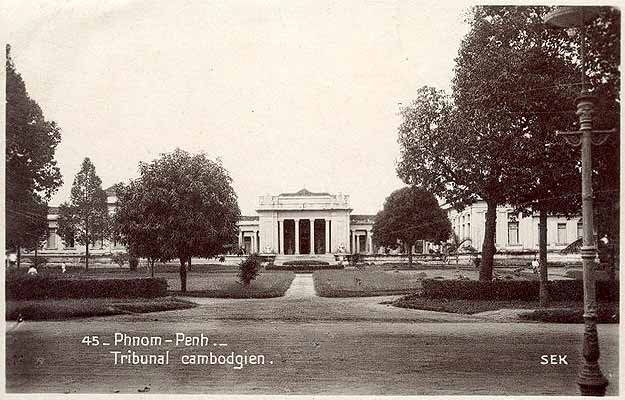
273 253 337 266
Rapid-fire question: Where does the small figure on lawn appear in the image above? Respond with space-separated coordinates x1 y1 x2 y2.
27 266 38 275
61 262 67 273
531 257 539 274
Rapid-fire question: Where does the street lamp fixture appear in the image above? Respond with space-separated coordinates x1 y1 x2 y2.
544 6 615 397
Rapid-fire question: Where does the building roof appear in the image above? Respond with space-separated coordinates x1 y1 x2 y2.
279 188 331 197
350 214 376 224
104 184 119 196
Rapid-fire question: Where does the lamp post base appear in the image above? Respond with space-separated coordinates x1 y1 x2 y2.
577 315 609 396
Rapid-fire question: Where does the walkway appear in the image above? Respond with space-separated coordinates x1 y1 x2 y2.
283 273 317 299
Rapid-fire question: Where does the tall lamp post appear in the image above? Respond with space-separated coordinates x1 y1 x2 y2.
544 6 615 396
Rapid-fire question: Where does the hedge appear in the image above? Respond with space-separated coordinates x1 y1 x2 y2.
6 276 168 300
266 264 343 271
421 279 618 301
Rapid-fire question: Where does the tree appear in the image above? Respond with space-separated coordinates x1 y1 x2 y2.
115 149 240 292
57 158 110 270
372 187 451 267
6 44 63 266
113 181 172 277
397 6 595 282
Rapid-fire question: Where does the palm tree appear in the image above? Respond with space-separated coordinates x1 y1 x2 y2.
442 233 473 265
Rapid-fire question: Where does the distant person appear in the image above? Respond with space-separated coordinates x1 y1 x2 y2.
61 263 67 273
27 266 38 275
531 258 539 274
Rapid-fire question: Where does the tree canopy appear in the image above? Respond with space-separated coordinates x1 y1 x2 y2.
372 186 451 266
6 44 63 262
57 158 110 269
114 149 241 291
396 6 619 281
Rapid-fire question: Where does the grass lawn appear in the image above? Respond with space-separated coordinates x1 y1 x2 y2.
6 297 196 321
313 270 423 297
168 271 295 298
391 295 619 323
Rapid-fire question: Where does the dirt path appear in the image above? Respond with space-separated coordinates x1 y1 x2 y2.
6 319 618 395
283 273 316 298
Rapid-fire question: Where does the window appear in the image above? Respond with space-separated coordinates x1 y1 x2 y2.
507 213 519 245
47 228 57 249
466 222 471 240
507 221 519 245
577 221 583 239
557 223 567 244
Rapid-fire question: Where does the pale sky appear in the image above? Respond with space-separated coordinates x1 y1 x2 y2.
6 0 472 215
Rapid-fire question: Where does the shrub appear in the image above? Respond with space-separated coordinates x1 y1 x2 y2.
29 256 48 269
421 279 618 301
282 260 329 266
266 264 343 271
239 254 262 286
6 276 167 300
129 256 139 271
111 252 130 268
349 253 363 265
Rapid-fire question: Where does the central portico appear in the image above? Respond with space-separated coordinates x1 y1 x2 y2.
257 189 352 255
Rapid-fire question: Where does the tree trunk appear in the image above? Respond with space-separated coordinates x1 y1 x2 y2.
188 257 192 272
179 258 187 292
85 242 90 270
149 258 155 278
538 209 549 307
17 244 21 269
406 243 413 267
480 199 497 281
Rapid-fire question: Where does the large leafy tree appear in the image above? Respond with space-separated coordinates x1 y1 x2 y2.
117 149 240 292
113 181 173 277
372 187 451 267
397 6 606 282
57 158 110 269
6 44 63 266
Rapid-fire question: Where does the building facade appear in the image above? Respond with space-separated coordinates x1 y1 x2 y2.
39 188 377 257
444 201 583 252
38 188 581 258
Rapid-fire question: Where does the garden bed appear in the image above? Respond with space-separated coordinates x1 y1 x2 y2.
313 270 423 297
391 295 618 323
6 297 195 321
167 272 295 298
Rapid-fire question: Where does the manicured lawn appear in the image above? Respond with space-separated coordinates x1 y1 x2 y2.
6 297 196 321
391 295 619 323
168 272 295 298
313 270 423 297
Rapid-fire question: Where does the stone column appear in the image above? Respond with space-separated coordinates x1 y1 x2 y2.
239 230 243 248
310 219 315 254
278 220 284 254
356 233 361 253
294 219 300 255
367 230 373 254
325 219 330 254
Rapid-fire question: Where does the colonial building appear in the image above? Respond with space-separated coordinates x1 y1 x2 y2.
236 189 375 255
38 187 582 259
444 201 583 252
39 188 377 257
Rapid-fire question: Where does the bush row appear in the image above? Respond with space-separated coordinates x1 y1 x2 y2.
6 276 168 300
266 264 343 271
421 279 618 301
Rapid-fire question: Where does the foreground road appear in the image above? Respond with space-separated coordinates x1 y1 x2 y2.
6 308 618 395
